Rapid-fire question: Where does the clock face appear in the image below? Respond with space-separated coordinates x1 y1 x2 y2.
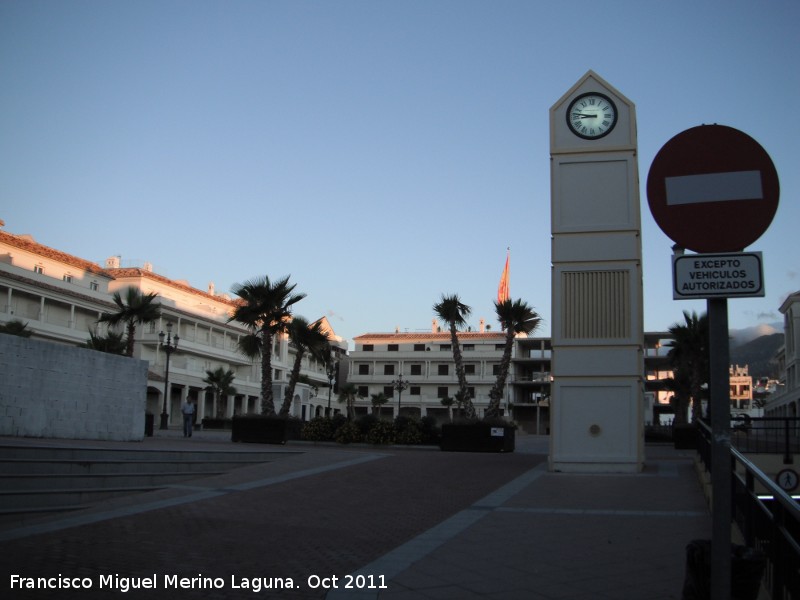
567 92 618 140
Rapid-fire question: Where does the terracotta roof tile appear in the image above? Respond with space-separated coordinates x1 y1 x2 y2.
0 230 110 277
354 331 506 342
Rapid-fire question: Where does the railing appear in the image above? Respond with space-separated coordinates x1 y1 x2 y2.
697 420 800 599
730 416 800 461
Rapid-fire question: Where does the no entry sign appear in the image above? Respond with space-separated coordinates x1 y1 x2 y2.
647 125 779 253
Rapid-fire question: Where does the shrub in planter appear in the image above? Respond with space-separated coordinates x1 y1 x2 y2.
231 415 288 444
301 417 336 442
440 420 516 453
394 418 423 445
366 421 395 445
334 421 363 444
355 413 379 437
202 418 232 430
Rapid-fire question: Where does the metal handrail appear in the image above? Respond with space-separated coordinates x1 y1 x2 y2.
697 420 800 598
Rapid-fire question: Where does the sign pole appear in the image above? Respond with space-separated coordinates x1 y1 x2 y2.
708 297 731 600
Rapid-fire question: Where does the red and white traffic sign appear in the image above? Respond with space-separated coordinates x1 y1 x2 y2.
647 125 779 253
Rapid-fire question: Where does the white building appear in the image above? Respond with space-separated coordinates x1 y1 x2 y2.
348 321 511 421
0 225 346 427
765 290 800 418
347 320 674 433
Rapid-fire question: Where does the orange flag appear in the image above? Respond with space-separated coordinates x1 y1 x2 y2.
497 250 510 303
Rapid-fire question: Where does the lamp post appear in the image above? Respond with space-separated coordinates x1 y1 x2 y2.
158 322 179 430
326 360 338 417
391 374 409 417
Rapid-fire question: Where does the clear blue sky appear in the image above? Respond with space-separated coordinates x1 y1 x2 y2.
2 1 798 346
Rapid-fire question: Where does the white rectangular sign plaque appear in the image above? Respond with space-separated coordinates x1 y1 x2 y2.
673 252 764 300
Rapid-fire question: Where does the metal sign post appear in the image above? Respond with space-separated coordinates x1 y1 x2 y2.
708 297 732 600
647 124 779 600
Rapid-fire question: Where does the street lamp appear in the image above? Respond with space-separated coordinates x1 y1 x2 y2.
391 374 409 417
326 359 338 417
158 322 179 430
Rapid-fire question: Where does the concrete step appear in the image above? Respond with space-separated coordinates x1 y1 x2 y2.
0 486 170 510
0 443 280 517
0 444 285 462
0 458 271 475
0 470 225 491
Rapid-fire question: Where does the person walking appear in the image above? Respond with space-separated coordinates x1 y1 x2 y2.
181 399 195 437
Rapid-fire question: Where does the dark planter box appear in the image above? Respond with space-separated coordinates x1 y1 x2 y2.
202 418 232 430
440 423 515 453
231 416 288 444
673 424 698 449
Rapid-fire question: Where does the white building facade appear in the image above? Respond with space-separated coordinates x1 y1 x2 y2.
347 325 511 421
765 290 800 418
0 226 345 427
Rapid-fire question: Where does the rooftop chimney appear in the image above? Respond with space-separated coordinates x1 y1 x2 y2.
479 318 485 333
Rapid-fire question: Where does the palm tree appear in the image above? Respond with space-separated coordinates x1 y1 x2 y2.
98 287 161 357
667 311 709 424
486 298 542 419
0 319 33 337
433 294 475 418
338 382 361 420
229 275 305 415
203 367 238 418
84 330 126 354
370 392 389 416
279 317 330 416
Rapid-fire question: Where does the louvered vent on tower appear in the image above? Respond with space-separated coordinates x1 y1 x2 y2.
561 270 630 339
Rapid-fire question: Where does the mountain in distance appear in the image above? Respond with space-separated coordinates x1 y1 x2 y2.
729 332 784 381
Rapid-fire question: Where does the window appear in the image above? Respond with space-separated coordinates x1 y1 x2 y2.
414 344 425 352
384 364 395 375
438 364 449 376
362 344 374 351
388 344 399 352
440 344 451 351
358 364 369 375
62 274 73 283
34 265 44 274
358 386 369 397
410 364 422 376
90 281 99 291
383 386 394 397
437 386 449 399
492 364 501 375
468 386 476 398
410 386 421 396
464 364 476 375
495 344 505 350
463 344 474 351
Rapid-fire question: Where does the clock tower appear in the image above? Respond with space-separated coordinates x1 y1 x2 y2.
549 71 644 473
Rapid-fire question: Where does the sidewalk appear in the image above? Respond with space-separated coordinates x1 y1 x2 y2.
0 432 709 599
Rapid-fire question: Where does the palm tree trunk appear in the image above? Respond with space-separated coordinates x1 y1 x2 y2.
126 322 136 357
487 329 515 418
279 351 304 416
450 325 476 419
260 329 276 415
